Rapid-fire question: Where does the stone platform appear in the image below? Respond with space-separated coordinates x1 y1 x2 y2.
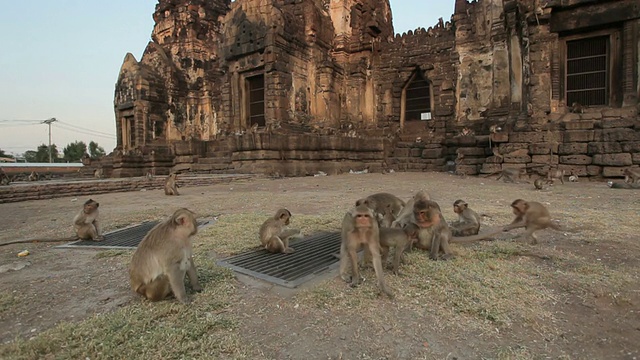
0 174 256 204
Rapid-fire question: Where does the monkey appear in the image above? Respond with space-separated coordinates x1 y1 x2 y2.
129 208 202 304
534 178 544 190
484 168 526 183
146 172 154 180
570 102 584 114
623 168 640 184
608 181 640 189
164 173 179 196
259 209 301 254
491 147 504 162
73 198 104 241
454 150 466 177
502 199 561 244
339 205 394 298
378 226 417 275
377 204 396 228
0 168 10 185
449 200 481 237
408 200 505 260
390 191 430 228
546 168 566 185
28 171 39 181
94 168 104 179
355 192 405 218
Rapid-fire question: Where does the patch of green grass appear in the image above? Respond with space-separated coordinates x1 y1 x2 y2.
0 260 250 360
0 292 19 315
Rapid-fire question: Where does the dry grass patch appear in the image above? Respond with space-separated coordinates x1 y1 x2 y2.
197 212 342 255
0 261 248 360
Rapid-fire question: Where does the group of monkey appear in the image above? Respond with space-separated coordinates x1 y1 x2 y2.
256 191 561 299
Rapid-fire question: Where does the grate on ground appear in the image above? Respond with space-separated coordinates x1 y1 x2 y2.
57 219 215 250
217 232 342 288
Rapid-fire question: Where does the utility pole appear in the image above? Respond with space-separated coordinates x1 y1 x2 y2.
42 118 57 163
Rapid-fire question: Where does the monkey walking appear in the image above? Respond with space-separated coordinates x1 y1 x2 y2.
339 205 394 298
0 199 104 247
502 199 561 244
378 226 417 275
164 173 179 195
449 200 481 236
129 208 202 304
259 209 301 254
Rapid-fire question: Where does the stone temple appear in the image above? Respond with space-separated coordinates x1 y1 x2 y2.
102 0 640 179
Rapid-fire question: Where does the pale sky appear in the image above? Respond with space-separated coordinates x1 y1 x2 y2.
0 1 454 156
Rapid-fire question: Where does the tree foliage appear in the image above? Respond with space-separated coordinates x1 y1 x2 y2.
0 149 14 159
25 144 60 162
62 141 88 162
89 141 106 159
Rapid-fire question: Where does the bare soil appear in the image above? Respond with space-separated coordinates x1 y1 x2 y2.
0 172 639 359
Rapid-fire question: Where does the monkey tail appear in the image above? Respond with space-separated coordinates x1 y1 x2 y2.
0 236 79 247
450 226 505 244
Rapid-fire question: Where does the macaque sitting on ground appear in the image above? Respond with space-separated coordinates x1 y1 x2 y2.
74 199 104 241
449 200 481 236
129 208 202 304
259 209 301 254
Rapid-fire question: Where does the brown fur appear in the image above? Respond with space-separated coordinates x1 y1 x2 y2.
502 199 561 244
164 173 179 195
259 209 300 254
355 192 406 217
94 168 104 179
534 178 544 190
546 168 566 185
73 199 103 241
129 208 202 304
378 226 416 275
28 171 39 181
0 168 10 185
623 168 640 184
450 200 480 236
339 205 393 298
391 191 430 228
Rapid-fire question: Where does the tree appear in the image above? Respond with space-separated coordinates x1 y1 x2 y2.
89 141 106 159
0 149 14 159
28 144 59 162
63 141 88 162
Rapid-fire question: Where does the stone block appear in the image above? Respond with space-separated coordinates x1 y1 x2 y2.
505 149 529 157
510 131 560 143
587 142 623 154
394 148 410 157
422 148 443 159
592 153 633 166
602 107 637 119
602 167 626 177
532 155 558 164
490 132 509 143
503 154 531 163
455 164 479 175
601 118 636 129
594 129 640 142
480 163 502 174
558 165 587 176
410 148 423 157
499 143 529 154
485 156 503 164
558 143 587 155
586 165 602 176
563 130 594 142
564 121 594 130
457 147 486 156
633 153 640 165
457 136 477 146
460 157 486 165
580 112 603 120
621 142 640 153
559 155 592 165
529 143 558 155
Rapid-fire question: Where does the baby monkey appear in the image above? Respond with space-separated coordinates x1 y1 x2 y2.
259 209 301 254
503 199 561 244
449 200 481 236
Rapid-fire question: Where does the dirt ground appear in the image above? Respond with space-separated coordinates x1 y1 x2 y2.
0 172 639 359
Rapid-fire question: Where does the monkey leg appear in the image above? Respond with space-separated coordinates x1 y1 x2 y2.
339 242 352 282
437 233 455 261
361 247 373 268
367 241 394 298
265 236 292 254
141 276 172 302
167 265 189 304
348 246 362 287
279 229 300 253
187 259 202 292
77 225 100 241
521 228 539 245
380 246 390 268
429 233 441 261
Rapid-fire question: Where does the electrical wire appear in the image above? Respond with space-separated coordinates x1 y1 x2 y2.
56 120 114 137
53 123 115 140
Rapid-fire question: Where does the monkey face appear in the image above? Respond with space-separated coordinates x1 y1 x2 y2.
83 200 99 214
277 209 292 225
355 212 373 227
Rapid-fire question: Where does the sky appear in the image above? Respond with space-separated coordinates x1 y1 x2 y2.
0 0 454 157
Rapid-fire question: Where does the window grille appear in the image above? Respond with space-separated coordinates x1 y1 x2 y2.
566 35 608 106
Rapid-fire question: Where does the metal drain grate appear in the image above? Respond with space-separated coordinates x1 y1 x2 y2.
58 219 215 250
217 232 342 288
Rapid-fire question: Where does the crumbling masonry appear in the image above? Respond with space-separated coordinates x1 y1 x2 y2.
107 0 640 179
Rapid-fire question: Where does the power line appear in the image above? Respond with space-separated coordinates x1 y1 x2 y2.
56 120 115 137
54 122 115 139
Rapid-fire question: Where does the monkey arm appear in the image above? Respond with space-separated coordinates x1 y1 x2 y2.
503 221 526 231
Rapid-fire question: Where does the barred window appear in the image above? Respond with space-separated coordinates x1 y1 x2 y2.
565 35 609 106
247 74 265 127
404 72 431 122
